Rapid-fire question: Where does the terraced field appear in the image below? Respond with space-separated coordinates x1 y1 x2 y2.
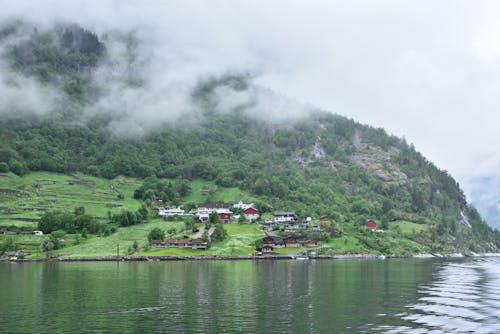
0 172 263 257
0 172 142 226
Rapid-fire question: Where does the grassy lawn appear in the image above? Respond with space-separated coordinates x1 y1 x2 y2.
390 221 428 235
46 220 185 258
208 224 264 256
325 236 371 254
140 223 265 257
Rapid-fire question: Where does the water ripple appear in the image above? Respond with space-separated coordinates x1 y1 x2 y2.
376 258 500 334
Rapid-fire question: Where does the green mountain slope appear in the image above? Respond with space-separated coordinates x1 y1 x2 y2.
0 22 498 255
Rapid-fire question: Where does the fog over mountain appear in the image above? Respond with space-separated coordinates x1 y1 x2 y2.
1 0 499 226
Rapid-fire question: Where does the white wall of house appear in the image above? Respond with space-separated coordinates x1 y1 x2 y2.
273 216 295 223
197 207 231 215
245 213 259 221
158 206 187 216
233 201 254 210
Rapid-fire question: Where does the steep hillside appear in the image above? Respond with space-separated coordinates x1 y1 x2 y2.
0 22 498 254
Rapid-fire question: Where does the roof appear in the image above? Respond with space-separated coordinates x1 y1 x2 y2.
244 207 260 213
365 220 377 228
198 202 231 209
263 235 285 243
273 212 296 216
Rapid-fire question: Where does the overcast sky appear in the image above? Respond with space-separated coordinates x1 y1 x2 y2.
1 0 499 224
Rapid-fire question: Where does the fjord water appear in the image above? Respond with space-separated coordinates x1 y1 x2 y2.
1 259 499 333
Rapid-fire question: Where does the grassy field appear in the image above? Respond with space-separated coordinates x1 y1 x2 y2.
183 179 254 204
208 224 265 256
0 171 264 258
140 223 265 257
325 236 370 254
0 172 142 227
140 223 265 256
389 221 429 235
43 220 184 258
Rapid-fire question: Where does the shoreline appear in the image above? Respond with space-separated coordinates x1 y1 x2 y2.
3 252 500 263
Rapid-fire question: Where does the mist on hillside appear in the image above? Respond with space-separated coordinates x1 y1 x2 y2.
0 15 314 136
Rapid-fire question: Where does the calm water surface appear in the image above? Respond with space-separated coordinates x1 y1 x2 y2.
1 258 499 333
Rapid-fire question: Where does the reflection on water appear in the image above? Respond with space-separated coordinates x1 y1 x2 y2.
1 258 499 333
378 258 500 333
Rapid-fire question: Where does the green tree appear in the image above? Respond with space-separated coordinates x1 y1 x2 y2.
9 160 27 176
1 236 16 252
211 223 227 242
137 204 149 220
167 227 177 237
0 162 8 173
74 206 85 216
208 211 219 226
148 227 165 242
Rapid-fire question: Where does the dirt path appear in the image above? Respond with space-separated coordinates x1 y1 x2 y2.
192 225 205 239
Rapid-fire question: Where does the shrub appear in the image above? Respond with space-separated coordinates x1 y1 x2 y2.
0 162 8 173
148 227 165 242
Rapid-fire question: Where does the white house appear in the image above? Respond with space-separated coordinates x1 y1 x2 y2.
194 203 232 222
232 200 255 210
244 207 260 221
158 206 187 217
273 212 298 223
197 203 232 214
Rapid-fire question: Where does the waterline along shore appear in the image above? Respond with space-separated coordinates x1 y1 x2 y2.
3 253 500 263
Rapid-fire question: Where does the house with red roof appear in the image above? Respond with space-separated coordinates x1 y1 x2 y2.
244 207 260 221
365 220 377 230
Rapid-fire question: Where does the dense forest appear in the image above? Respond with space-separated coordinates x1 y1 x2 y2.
0 21 498 252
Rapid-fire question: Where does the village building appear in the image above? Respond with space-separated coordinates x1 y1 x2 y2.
262 219 278 231
194 203 232 222
273 212 298 223
284 222 308 231
260 235 318 249
151 238 207 250
284 236 299 248
218 212 232 223
365 220 377 230
244 207 260 221
262 235 285 248
198 203 232 213
188 239 207 249
158 206 188 217
320 215 331 222
299 239 319 247
232 200 255 210
261 245 275 253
